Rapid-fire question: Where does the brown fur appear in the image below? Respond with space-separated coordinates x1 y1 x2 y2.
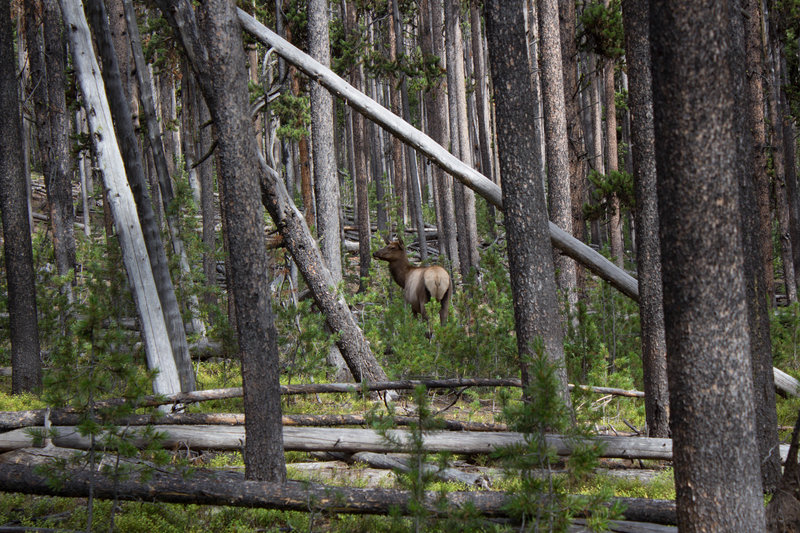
373 238 451 325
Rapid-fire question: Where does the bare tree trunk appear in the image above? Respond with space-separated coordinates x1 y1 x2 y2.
651 0 768 526
60 0 181 397
537 0 577 315
603 43 623 267
310 0 348 378
0 0 41 393
621 0 669 438
423 0 458 268
485 0 571 408
85 0 195 393
155 0 286 482
444 0 479 276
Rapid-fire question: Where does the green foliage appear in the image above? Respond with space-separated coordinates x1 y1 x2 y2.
272 92 311 141
579 0 625 60
582 169 635 223
496 341 623 531
777 0 800 118
355 241 518 379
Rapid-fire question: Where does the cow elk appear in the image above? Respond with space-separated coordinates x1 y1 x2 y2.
373 237 451 326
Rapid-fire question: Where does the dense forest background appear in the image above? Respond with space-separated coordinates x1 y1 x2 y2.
1 0 800 530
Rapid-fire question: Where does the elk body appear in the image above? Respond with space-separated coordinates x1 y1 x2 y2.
373 238 451 325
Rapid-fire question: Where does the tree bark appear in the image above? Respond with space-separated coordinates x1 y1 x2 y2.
603 47 623 267
651 0 768 527
84 0 195 393
1 0 41 393
155 0 285 482
484 0 570 407
538 0 578 315
59 0 181 398
41 0 77 293
444 0 479 276
741 0 782 492
621 0 670 438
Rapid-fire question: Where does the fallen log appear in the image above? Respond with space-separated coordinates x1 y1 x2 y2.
0 447 677 524
0 411 507 432
0 425 681 459
330 451 490 487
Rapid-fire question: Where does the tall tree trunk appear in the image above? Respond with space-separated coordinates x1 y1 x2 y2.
621 0 669 438
470 4 496 237
85 0 195 393
60 0 181 398
485 0 571 409
741 0 782 492
106 0 138 126
1 0 41 393
559 0 588 297
25 0 75 303
155 0 286 482
537 0 578 315
445 0 479 276
387 11 406 227
309 0 348 378
42 1 77 294
392 0 427 258
604 53 623 267
651 0 768 527
345 1 371 290
423 0 458 268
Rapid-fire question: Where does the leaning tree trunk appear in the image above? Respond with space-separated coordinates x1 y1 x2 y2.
122 0 206 337
84 0 195 393
484 0 571 408
651 0 768 527
0 0 41 394
59 0 181 398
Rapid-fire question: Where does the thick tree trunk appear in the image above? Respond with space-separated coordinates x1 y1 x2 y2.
84 0 195 393
651 0 768 527
484 0 571 407
155 0 285 482
0 0 41 393
59 0 181 397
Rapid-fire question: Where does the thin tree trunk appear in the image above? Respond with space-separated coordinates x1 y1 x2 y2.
537 0 578 315
310 0 348 378
123 0 206 337
387 11 406 226
445 0 479 276
85 0 195 393
1 0 41 393
603 48 623 267
621 0 669 438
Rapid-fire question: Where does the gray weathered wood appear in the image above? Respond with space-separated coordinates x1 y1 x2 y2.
235 8 638 301
59 0 181 397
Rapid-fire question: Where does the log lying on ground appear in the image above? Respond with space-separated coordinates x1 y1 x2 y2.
0 447 677 524
0 425 682 459
0 411 507 432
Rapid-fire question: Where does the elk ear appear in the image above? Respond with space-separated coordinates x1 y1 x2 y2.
382 233 390 245
397 236 405 250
